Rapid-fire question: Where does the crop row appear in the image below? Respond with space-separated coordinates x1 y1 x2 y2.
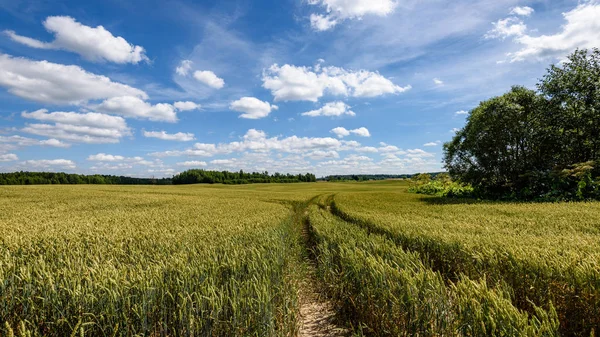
0 186 303 337
332 191 600 336
306 203 559 336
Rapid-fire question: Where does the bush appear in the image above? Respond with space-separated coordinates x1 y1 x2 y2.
409 174 474 198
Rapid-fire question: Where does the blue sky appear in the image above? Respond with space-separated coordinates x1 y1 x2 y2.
0 0 598 177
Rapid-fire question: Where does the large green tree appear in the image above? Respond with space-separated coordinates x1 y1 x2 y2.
538 48 600 165
444 86 546 195
444 49 600 198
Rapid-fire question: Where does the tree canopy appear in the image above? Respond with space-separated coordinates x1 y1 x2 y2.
172 169 316 185
444 49 600 200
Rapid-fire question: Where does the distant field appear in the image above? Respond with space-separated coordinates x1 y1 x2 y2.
1 182 598 336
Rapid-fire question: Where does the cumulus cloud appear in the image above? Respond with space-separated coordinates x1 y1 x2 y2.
4 16 148 64
455 110 468 115
424 140 441 147
486 3 600 62
23 159 76 170
0 153 18 162
21 109 131 144
0 135 71 148
150 129 343 158
508 2 600 62
0 53 147 105
22 109 127 130
143 130 195 142
351 127 371 137
229 97 278 119
87 153 126 162
176 60 193 76
96 96 178 122
176 161 207 167
87 153 153 166
330 126 371 138
510 6 534 17
485 17 527 40
193 70 225 89
174 101 200 111
330 127 350 138
433 78 444 86
302 101 356 117
262 63 410 102
308 0 397 31
306 150 340 160
310 14 338 31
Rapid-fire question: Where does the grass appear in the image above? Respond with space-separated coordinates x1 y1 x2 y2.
0 181 598 336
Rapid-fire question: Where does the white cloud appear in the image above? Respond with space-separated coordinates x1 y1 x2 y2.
310 14 339 31
433 78 444 86
455 110 468 115
306 150 340 160
143 130 195 142
23 159 76 170
229 97 278 119
485 17 527 40
302 101 356 117
96 96 178 122
150 129 344 158
87 153 153 166
23 124 128 144
507 2 600 62
21 109 131 144
332 126 371 138
4 16 148 64
510 6 534 17
176 60 193 76
174 101 200 111
87 153 125 162
351 127 371 137
262 63 410 102
176 161 207 167
22 109 127 130
39 139 70 148
0 53 147 105
308 0 397 31
211 159 236 166
330 127 351 138
0 153 18 162
193 70 225 89
0 135 71 148
424 141 441 147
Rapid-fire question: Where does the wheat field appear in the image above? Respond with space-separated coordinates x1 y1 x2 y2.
1 182 598 336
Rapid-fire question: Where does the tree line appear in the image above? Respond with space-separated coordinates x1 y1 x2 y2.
0 171 172 185
444 49 600 200
323 173 444 181
172 169 317 185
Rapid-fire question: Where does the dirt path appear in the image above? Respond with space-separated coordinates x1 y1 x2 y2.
297 204 348 337
298 282 347 337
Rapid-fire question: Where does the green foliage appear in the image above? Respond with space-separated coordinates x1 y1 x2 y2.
323 173 445 182
444 49 600 200
408 173 474 198
0 171 172 185
172 169 316 185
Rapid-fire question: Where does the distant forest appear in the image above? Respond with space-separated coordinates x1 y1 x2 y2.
0 170 318 185
323 173 444 181
0 171 172 185
172 169 317 185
